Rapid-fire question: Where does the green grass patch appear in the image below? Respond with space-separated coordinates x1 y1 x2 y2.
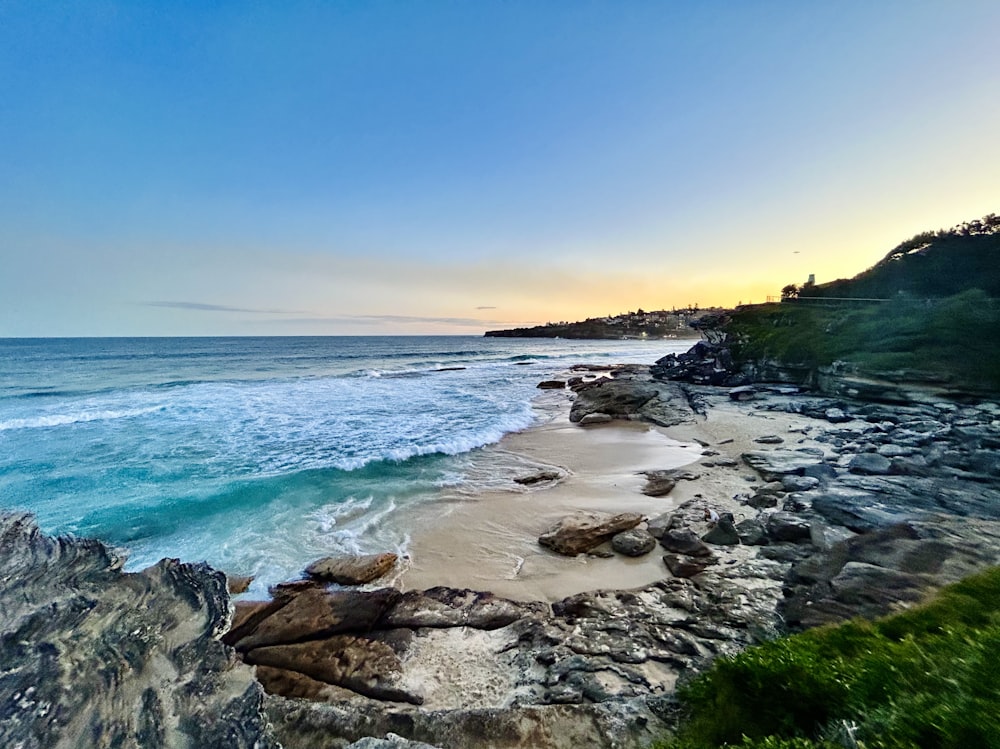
652 567 1000 749
726 289 1000 391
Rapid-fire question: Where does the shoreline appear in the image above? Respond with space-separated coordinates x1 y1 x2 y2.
395 377 827 602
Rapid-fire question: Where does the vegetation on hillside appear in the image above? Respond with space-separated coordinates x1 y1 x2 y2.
795 214 1000 301
653 566 1000 749
724 289 1000 391
484 308 709 339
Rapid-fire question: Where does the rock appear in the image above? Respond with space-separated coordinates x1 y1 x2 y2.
0 512 278 749
234 587 401 651
578 412 613 425
611 528 656 556
663 553 717 578
742 448 826 481
244 635 423 704
754 435 785 445
765 512 812 543
381 587 545 629
346 735 444 749
537 380 566 389
736 519 769 546
848 453 892 476
747 492 779 509
702 514 740 546
569 380 658 422
646 512 674 539
641 473 677 497
514 470 562 485
824 407 851 423
729 385 757 401
227 574 254 594
305 553 399 585
781 475 820 492
538 512 644 556
659 528 713 557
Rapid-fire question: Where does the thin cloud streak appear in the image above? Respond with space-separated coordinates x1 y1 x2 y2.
142 301 303 314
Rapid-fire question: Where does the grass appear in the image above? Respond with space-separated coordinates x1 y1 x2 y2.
651 566 1000 749
725 289 1000 392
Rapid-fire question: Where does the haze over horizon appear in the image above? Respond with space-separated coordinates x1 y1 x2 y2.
2 1 998 337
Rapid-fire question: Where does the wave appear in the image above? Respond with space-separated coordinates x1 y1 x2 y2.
0 406 166 432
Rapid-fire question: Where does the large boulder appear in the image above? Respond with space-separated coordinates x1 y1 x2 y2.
381 587 545 629
0 513 278 749
848 453 892 476
611 528 656 557
538 512 644 556
702 514 741 546
305 552 398 585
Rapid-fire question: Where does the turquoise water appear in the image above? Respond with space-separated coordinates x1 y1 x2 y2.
0 336 691 593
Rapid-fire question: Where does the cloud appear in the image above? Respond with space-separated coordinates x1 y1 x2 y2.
261 313 518 327
142 301 302 314
475 306 497 310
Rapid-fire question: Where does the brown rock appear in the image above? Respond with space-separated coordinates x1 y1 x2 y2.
663 553 717 578
226 574 254 595
538 512 644 556
236 587 401 650
224 599 288 648
254 665 359 702
244 635 423 704
513 471 562 485
305 552 398 585
641 476 677 497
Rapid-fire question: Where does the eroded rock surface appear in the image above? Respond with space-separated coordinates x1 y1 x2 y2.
538 512 644 556
0 513 277 749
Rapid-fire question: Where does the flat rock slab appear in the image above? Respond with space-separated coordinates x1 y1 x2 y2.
306 552 398 585
742 448 826 481
235 587 401 651
514 471 562 485
539 512 644 556
245 635 422 704
381 587 545 630
663 553 717 578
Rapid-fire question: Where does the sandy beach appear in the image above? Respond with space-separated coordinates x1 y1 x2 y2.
398 382 825 601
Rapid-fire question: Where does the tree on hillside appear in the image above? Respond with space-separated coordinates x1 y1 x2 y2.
781 284 800 301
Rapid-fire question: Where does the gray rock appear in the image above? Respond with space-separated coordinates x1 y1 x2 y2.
539 512 644 556
0 513 278 749
702 515 741 546
537 380 566 389
578 412 613 425
659 528 713 557
611 528 656 556
754 435 785 444
735 519 769 546
346 735 443 749
824 407 850 423
848 453 892 476
305 552 398 585
765 512 812 543
781 475 820 492
381 587 545 630
742 448 826 481
645 512 674 539
640 472 677 497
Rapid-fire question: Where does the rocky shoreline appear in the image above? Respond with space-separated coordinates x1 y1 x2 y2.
3 359 1000 749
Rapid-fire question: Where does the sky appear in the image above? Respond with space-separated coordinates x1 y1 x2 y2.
1 1 998 336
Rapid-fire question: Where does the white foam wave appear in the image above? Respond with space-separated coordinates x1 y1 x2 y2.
0 406 164 432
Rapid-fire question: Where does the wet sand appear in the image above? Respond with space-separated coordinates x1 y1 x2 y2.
398 386 823 602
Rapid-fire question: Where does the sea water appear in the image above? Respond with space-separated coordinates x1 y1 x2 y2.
0 336 693 594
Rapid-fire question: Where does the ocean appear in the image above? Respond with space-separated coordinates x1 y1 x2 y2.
0 336 693 595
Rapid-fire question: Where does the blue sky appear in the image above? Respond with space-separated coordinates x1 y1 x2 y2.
2 1 998 335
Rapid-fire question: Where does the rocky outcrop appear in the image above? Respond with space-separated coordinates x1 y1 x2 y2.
569 378 696 427
0 512 277 749
306 552 399 585
538 512 644 556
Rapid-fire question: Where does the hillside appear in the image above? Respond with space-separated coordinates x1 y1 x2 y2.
794 213 1000 301
484 308 710 339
